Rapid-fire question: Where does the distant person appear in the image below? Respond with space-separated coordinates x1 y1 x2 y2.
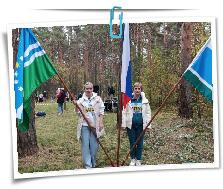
122 82 152 166
66 91 70 102
50 96 54 103
56 88 66 115
39 93 43 103
74 82 105 169
77 93 82 100
63 90 68 110
70 93 76 102
35 93 39 103
43 90 47 102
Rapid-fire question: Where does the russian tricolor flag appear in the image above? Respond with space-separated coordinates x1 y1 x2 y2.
121 23 132 109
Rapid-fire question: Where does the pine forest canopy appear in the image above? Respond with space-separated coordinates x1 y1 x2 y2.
33 22 212 119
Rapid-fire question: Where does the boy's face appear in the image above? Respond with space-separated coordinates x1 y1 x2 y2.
133 86 141 95
85 84 93 97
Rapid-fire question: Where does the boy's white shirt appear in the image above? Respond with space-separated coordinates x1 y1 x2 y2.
76 92 105 141
122 92 152 129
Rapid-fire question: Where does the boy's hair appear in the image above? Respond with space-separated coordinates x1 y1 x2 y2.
84 82 93 89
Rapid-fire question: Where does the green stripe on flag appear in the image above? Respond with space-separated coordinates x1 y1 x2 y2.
24 54 57 101
18 98 31 132
183 70 212 102
21 53 57 132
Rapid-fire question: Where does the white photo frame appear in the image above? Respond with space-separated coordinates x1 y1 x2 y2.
7 16 218 179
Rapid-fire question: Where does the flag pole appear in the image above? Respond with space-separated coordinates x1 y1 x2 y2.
56 73 115 167
121 76 183 166
116 24 124 167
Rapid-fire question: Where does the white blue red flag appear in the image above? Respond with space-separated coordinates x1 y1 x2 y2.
121 23 132 109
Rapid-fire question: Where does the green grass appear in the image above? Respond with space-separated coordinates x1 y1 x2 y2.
18 102 214 173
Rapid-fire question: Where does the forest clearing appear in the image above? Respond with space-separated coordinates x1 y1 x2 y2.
13 22 214 173
18 101 213 173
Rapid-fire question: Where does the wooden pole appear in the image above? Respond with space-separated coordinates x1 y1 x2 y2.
56 73 115 167
121 76 183 166
116 24 124 167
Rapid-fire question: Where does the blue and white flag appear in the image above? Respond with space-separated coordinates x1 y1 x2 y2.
14 29 25 120
183 37 212 102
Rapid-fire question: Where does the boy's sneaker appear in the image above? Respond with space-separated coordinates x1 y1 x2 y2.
129 159 136 166
135 160 141 166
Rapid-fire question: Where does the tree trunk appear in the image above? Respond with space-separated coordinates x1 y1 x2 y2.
137 24 142 81
195 90 202 118
58 44 63 64
147 25 152 68
12 29 39 158
178 23 193 118
94 47 97 85
17 94 39 158
83 48 89 83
